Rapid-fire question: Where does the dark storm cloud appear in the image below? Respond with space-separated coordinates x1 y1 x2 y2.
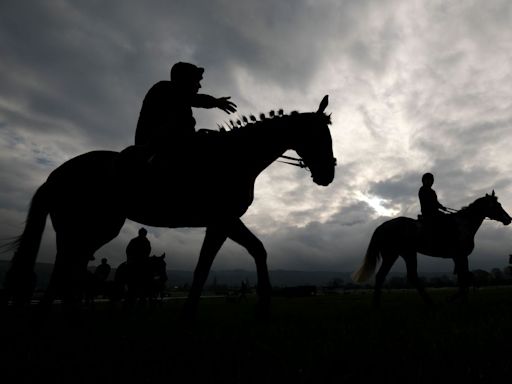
0 0 369 147
258 200 385 271
368 172 418 205
0 2 144 149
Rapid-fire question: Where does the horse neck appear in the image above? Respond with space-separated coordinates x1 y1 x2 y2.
234 117 298 176
457 203 486 236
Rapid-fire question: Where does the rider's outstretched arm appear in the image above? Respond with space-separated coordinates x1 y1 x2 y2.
193 94 237 114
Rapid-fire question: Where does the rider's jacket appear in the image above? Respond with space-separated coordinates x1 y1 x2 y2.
135 81 196 151
126 235 151 265
419 186 444 218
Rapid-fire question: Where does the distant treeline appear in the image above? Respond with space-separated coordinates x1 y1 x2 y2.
1 261 511 293
322 266 512 291
204 266 512 295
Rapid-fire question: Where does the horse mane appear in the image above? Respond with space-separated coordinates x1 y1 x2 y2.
215 108 331 134
457 195 493 215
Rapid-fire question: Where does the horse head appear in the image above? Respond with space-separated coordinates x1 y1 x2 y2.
149 253 167 279
292 95 336 186
482 191 511 225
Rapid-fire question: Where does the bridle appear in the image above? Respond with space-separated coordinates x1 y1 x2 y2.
278 154 337 170
278 154 308 169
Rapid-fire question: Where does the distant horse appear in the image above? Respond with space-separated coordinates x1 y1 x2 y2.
353 192 511 306
4 96 335 318
115 253 167 304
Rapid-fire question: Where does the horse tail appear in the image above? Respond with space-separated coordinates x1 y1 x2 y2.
352 227 382 283
3 182 51 300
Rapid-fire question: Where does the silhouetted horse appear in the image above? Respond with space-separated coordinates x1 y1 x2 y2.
353 191 511 306
4 96 335 318
114 253 167 304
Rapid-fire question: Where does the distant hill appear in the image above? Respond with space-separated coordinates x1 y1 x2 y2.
0 260 455 289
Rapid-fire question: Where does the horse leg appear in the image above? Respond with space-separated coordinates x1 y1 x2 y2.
450 255 470 303
58 249 93 312
226 218 271 318
373 251 398 308
38 250 66 316
403 252 433 305
183 225 228 320
37 246 88 324
123 265 140 310
41 212 125 315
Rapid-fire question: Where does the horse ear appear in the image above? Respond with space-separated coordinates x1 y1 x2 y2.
317 95 329 114
492 190 495 197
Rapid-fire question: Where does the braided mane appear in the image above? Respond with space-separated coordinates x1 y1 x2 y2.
215 108 331 133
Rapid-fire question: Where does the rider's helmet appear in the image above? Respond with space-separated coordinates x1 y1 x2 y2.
138 227 148 237
422 172 434 186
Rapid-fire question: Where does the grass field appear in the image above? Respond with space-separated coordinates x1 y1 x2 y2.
2 287 512 383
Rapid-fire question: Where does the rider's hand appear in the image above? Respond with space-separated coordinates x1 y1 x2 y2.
216 97 237 114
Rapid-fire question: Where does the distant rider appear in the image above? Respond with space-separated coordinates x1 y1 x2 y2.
126 227 151 265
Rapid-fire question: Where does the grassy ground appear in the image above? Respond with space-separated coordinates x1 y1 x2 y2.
2 287 512 383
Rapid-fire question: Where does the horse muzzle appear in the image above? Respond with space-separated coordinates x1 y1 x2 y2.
312 172 334 186
310 157 336 186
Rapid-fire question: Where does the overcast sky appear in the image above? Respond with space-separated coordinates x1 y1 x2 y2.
1 0 512 275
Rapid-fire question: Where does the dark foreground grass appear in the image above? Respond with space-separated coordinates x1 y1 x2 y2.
2 287 512 383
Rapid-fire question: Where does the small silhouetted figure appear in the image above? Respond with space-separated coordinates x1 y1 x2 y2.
125 228 152 302
94 258 111 282
419 172 448 219
135 62 237 161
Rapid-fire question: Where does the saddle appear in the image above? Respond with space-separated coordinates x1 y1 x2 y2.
114 130 228 194
416 213 458 250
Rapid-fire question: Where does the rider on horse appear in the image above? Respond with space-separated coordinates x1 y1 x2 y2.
135 62 237 165
418 172 452 244
419 172 449 218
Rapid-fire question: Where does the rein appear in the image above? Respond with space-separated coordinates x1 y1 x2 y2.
278 155 338 170
278 155 307 169
448 206 491 220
